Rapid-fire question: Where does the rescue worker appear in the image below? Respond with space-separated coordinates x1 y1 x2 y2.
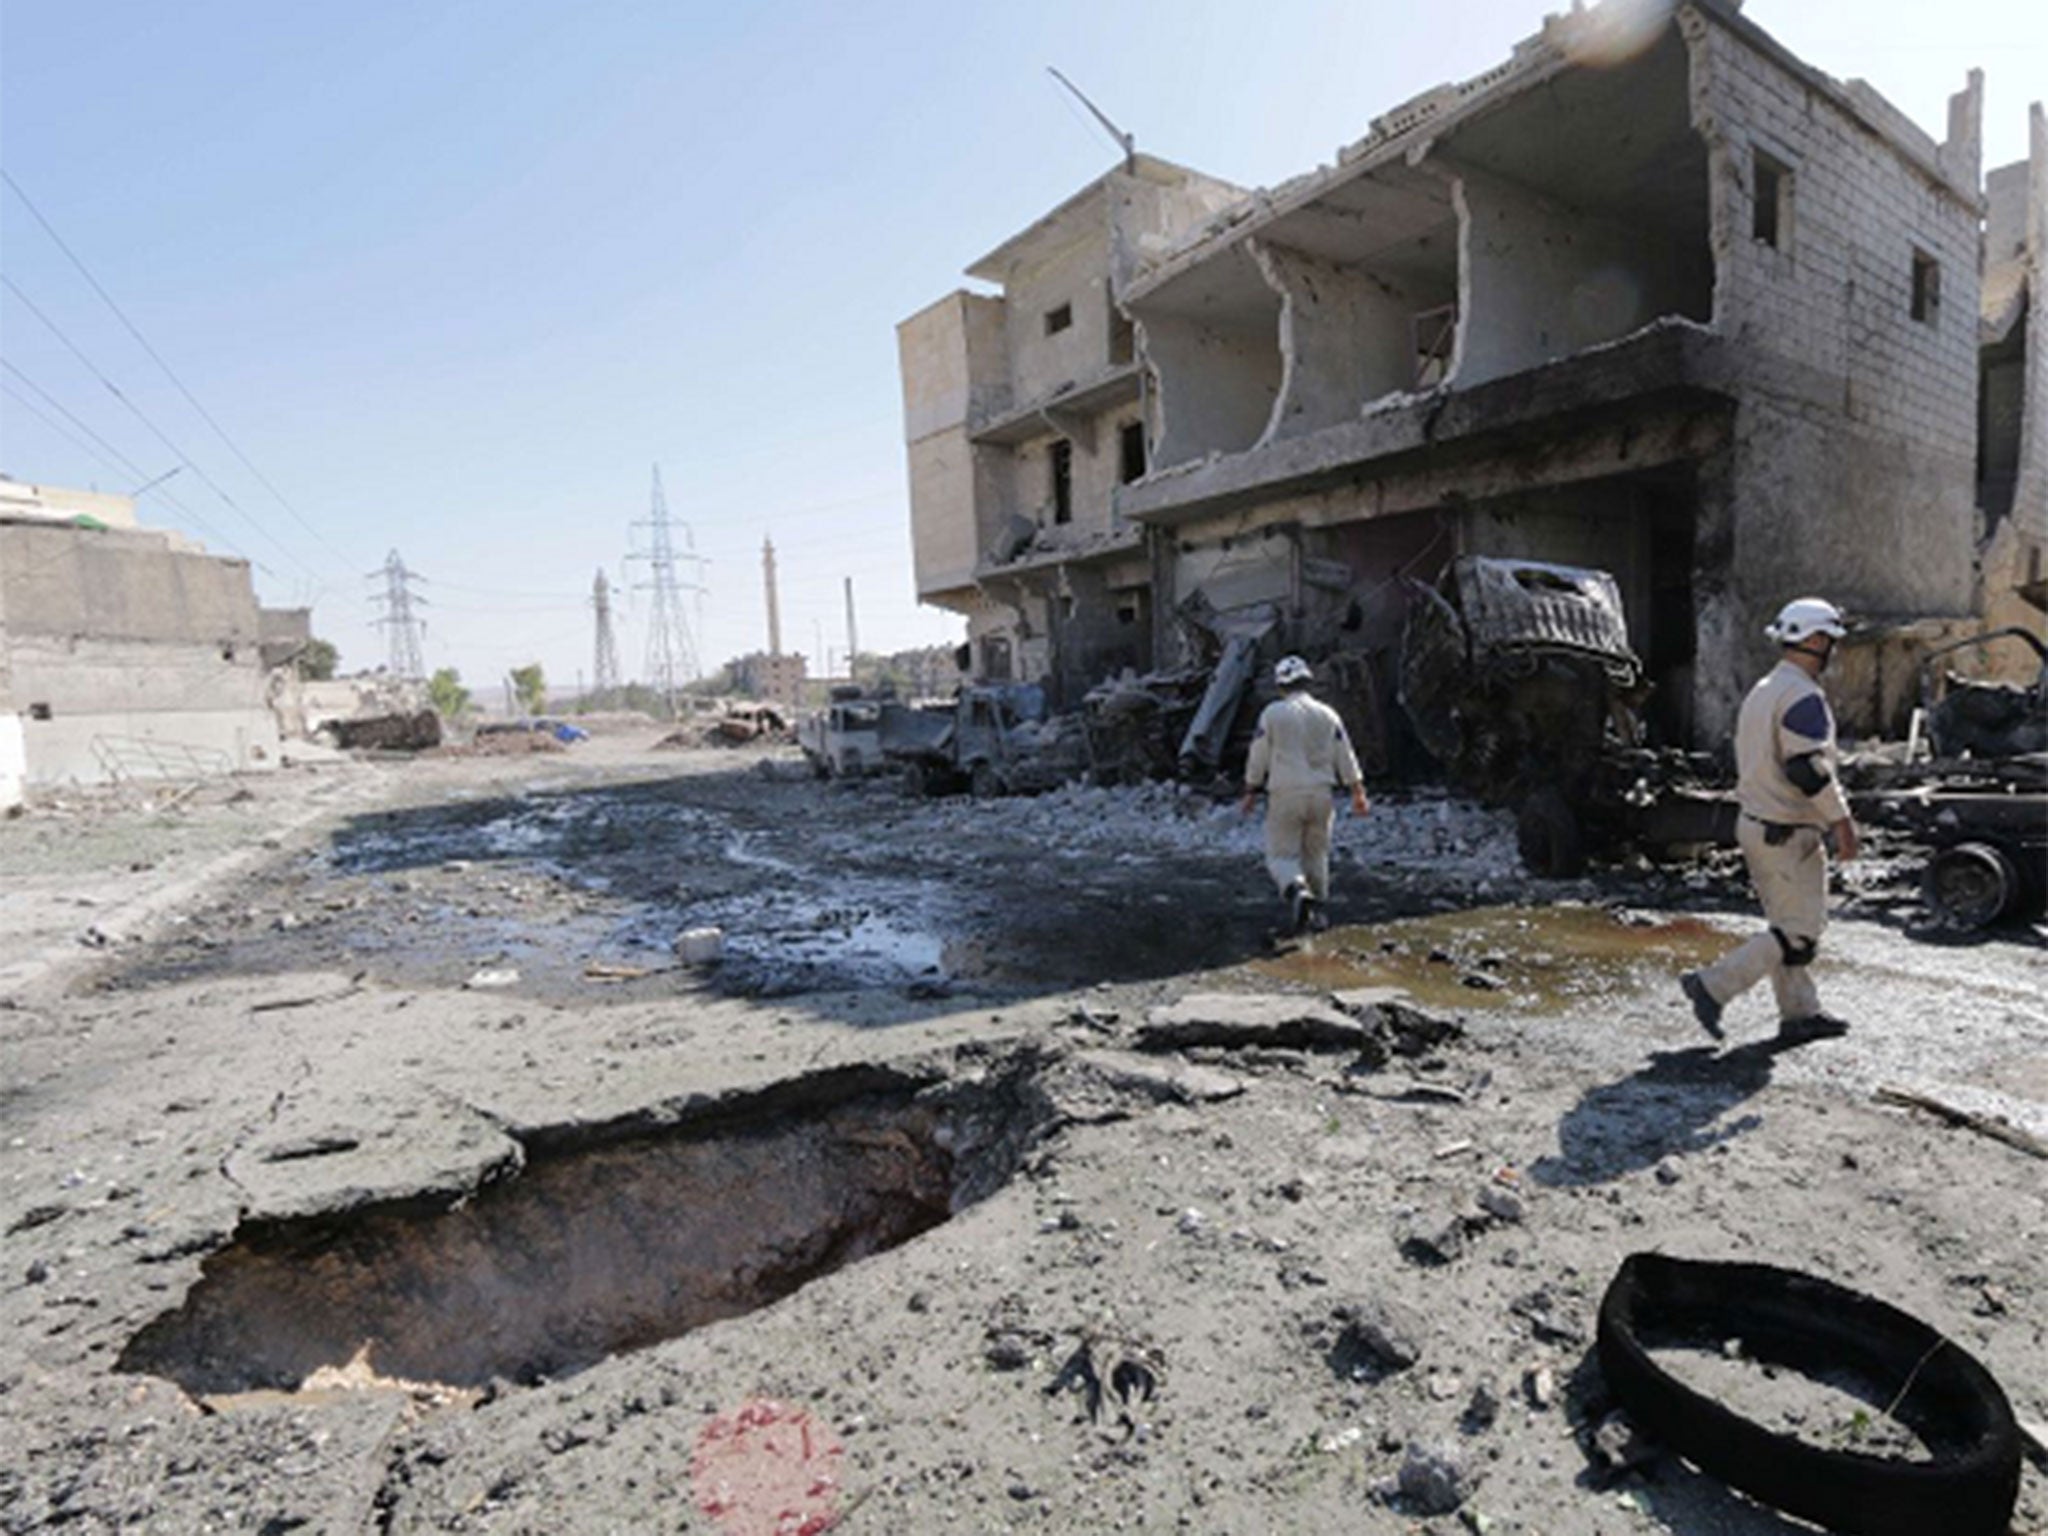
1240 655 1370 934
1681 597 1860 1042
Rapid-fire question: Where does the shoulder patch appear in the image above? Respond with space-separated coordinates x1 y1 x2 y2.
1782 693 1832 741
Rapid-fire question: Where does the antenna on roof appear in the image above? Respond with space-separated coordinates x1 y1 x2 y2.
1046 66 1136 173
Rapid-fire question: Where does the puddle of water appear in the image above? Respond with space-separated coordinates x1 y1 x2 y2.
1254 904 1730 1014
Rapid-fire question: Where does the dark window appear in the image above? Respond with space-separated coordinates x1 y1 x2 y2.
1752 148 1789 248
1050 439 1073 525
1108 305 1135 364
1911 250 1940 323
28 702 52 721
980 636 1012 682
1044 303 1072 337
1119 421 1147 483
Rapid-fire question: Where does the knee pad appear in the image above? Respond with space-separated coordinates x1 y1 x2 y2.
1770 926 1818 967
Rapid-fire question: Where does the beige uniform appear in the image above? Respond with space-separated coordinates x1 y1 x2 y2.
1699 661 1849 1021
1245 692 1363 901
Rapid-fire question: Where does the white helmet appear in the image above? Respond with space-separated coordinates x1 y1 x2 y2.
1764 597 1847 646
1274 655 1313 687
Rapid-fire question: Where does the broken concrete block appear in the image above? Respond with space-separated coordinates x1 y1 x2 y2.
1476 1185 1526 1223
1071 1050 1247 1107
463 967 519 990
1138 993 1384 1058
1329 989 1463 1056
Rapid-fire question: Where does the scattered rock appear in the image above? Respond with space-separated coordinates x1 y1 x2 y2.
1589 1411 1660 1472
1397 1439 1476 1515
1476 1185 1526 1223
1654 1157 1683 1185
1462 1382 1501 1433
673 927 724 965
1326 1296 1426 1379
984 1332 1033 1372
1399 1215 1469 1266
1525 1366 1557 1409
463 967 520 990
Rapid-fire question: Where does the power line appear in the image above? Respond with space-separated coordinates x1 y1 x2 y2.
1 366 254 558
2 273 322 589
2 170 361 577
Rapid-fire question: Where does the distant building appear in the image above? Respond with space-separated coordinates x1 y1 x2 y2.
0 477 283 803
731 650 807 708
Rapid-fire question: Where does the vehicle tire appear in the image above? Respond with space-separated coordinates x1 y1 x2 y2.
1597 1253 2021 1536
901 762 930 800
970 761 1003 800
1516 786 1586 878
1922 842 2019 930
841 749 863 777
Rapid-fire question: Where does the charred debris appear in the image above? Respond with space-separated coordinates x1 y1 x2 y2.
801 554 2047 931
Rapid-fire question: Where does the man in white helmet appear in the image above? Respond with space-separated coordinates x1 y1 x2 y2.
1680 597 1859 1042
1241 655 1371 934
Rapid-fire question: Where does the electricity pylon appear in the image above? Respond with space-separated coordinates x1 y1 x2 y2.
368 549 427 679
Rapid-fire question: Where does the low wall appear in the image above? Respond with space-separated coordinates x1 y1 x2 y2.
21 709 282 788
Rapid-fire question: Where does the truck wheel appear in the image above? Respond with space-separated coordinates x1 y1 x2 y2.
970 761 1003 799
1516 787 1586 878
1923 842 2019 930
901 762 930 799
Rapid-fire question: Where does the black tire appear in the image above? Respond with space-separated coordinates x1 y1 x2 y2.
1516 786 1586 878
970 761 1003 800
1922 842 2019 930
901 761 930 800
1597 1253 2021 1536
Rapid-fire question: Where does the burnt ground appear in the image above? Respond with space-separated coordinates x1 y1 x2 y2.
2 733 2045 1535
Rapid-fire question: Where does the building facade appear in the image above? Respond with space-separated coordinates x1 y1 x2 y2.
0 478 284 801
902 0 2046 750
898 156 1244 707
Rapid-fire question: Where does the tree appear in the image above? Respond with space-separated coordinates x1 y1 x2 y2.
510 663 547 716
294 637 339 681
427 667 472 718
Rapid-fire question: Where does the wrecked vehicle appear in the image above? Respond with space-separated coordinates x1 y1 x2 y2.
798 690 891 778
1848 627 2048 929
326 710 443 752
1399 556 1721 875
890 684 1087 798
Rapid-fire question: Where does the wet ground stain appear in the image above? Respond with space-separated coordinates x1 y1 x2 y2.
1253 904 1731 1014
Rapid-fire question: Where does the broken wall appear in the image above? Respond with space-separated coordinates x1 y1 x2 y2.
1256 242 1436 440
898 291 1013 600
0 521 281 784
1687 8 1983 715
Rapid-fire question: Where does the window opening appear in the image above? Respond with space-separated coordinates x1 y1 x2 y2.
1412 304 1457 388
1911 250 1940 324
1044 303 1072 337
1119 421 1147 484
1050 439 1073 525
1752 149 1789 249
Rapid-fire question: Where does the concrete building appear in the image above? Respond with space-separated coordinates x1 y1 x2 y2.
731 650 808 708
898 155 1244 706
902 0 2044 752
0 478 283 801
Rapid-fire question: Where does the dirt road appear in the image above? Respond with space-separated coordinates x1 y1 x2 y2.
4 735 2044 1533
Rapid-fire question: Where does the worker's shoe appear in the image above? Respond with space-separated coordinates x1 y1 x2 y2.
1777 1011 1850 1042
1303 896 1330 933
1286 881 1312 936
1679 971 1725 1040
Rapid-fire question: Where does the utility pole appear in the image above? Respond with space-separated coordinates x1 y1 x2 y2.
367 549 427 680
762 537 783 656
843 577 860 688
627 465 705 715
591 569 620 699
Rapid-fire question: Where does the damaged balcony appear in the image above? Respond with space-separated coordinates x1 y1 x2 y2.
1119 4 1714 525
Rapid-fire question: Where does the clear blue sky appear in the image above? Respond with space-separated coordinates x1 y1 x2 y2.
3 0 2041 694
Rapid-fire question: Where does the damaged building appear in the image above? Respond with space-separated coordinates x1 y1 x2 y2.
0 477 286 805
901 0 2047 755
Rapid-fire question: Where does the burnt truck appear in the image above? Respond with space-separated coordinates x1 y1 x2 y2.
1850 626 2047 929
1400 556 1732 876
885 684 1088 798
